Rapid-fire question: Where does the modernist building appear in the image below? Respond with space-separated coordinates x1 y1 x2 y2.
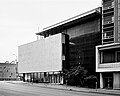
18 7 102 84
96 0 120 89
0 62 18 80
19 33 68 84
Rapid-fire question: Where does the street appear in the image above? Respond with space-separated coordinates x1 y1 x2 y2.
0 81 114 96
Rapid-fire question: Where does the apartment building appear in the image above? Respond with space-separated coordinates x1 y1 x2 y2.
0 62 18 80
96 0 120 89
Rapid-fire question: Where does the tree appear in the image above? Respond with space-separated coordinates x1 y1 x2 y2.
64 65 88 86
63 65 98 88
84 75 98 88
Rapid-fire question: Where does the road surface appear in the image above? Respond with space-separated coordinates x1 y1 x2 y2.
0 81 112 96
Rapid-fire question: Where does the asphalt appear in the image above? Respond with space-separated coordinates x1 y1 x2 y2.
7 81 120 96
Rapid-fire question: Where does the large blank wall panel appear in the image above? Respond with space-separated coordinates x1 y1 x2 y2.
18 33 62 73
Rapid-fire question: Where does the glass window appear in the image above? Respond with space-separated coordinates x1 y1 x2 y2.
103 51 115 63
62 44 66 55
117 52 120 62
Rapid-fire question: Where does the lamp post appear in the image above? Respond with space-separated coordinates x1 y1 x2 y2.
13 54 17 64
13 54 18 80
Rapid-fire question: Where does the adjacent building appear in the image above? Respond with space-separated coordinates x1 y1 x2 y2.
0 62 18 80
18 7 102 84
19 33 68 84
96 0 120 89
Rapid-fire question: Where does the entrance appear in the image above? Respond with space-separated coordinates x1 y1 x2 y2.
103 73 113 89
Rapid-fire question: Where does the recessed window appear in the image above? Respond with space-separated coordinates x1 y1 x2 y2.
101 50 115 63
103 52 115 63
101 49 120 64
62 44 66 55
117 51 120 62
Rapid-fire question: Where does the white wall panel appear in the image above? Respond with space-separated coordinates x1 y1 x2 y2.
18 33 63 73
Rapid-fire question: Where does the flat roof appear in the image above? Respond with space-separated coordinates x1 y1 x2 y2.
36 7 101 35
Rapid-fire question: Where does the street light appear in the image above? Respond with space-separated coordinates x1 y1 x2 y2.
13 54 18 80
13 54 17 64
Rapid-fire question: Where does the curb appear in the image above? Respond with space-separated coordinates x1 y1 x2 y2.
7 81 120 96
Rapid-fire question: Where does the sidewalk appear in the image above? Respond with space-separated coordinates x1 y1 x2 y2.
8 81 120 95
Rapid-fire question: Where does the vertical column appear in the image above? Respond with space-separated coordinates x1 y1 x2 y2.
100 73 103 88
60 72 63 84
25 73 27 82
96 46 100 72
38 72 40 82
118 0 120 42
27 73 29 82
113 72 120 89
114 0 118 43
30 73 32 82
23 73 25 82
52 72 54 83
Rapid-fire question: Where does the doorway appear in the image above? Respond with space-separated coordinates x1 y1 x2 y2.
103 73 113 89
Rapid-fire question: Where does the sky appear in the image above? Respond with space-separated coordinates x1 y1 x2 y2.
0 0 101 63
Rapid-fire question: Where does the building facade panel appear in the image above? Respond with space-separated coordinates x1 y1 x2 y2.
66 16 102 74
66 19 100 39
19 33 64 73
19 33 69 84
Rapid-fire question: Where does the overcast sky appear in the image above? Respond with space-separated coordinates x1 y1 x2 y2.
0 0 101 63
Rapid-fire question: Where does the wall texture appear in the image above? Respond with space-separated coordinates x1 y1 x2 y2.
18 33 63 73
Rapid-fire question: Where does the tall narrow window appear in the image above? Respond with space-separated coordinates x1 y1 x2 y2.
62 44 66 55
117 51 120 62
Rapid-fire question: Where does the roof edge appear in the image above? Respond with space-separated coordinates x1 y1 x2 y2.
36 7 101 35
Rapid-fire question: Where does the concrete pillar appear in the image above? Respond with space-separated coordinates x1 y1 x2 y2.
113 72 120 89
27 73 30 82
100 73 103 88
60 75 63 84
25 73 27 82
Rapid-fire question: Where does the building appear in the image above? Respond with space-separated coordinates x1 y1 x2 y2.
19 33 68 84
0 62 18 80
18 7 102 84
96 0 120 89
36 7 102 75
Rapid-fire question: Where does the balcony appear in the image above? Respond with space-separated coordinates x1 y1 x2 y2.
103 11 114 17
103 38 114 44
103 25 114 31
96 43 120 72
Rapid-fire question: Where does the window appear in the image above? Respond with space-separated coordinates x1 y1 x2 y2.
62 60 66 69
117 51 120 62
102 51 115 63
62 44 66 55
101 49 120 64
